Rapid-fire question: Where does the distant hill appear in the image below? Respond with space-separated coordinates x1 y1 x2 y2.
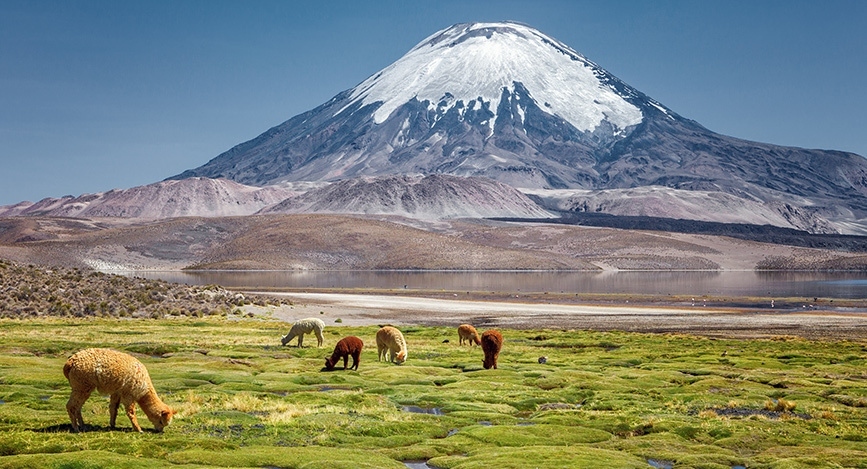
262 174 552 219
0 178 294 219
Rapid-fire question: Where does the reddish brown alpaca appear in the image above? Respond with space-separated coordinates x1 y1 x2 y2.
324 336 364 371
481 329 503 369
457 324 481 346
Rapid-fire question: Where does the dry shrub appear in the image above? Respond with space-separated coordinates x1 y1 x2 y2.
765 398 796 412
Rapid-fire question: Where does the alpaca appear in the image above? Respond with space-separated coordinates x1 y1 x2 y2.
324 336 364 371
457 324 481 346
376 326 407 364
481 329 503 369
281 317 325 347
63 348 173 433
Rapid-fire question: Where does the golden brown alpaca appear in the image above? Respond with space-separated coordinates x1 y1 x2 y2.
457 324 481 346
376 326 408 364
63 348 173 433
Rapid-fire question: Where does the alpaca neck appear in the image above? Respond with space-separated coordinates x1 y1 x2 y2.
137 389 166 415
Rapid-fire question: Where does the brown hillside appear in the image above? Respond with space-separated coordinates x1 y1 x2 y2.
1 214 866 271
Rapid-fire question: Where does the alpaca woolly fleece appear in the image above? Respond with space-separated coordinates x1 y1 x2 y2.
458 324 481 346
324 336 364 371
281 317 325 347
63 348 173 432
481 330 503 370
376 326 408 364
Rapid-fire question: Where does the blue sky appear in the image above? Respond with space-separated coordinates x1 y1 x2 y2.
1 0 865 205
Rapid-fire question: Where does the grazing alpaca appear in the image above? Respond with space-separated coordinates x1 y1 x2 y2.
281 317 325 347
457 324 481 346
376 326 408 364
481 330 503 370
63 348 173 433
324 336 364 371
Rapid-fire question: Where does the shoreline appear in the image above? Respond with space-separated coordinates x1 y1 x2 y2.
251 290 867 341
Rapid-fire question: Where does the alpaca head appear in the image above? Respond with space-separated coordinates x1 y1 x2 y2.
148 405 174 432
395 351 406 364
324 357 336 370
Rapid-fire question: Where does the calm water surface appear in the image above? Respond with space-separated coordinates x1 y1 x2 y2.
124 271 867 300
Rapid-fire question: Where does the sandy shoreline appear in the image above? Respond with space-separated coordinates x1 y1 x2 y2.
253 291 867 341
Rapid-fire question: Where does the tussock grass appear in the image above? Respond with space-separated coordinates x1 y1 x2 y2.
0 317 865 468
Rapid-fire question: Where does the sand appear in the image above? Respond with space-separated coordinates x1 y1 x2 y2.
257 292 867 341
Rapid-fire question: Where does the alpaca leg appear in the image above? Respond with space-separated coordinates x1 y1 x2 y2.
124 400 142 432
109 393 121 428
342 354 349 369
66 390 90 432
297 334 303 348
350 351 360 370
316 330 324 347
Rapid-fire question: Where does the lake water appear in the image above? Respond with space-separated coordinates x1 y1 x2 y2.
123 270 867 300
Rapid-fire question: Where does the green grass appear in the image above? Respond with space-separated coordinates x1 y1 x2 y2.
0 317 865 468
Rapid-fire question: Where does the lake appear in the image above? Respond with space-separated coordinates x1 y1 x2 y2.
122 270 867 300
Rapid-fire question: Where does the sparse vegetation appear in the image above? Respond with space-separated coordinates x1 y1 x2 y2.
0 259 290 319
0 317 865 468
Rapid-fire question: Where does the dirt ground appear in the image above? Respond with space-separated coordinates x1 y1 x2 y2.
254 291 867 341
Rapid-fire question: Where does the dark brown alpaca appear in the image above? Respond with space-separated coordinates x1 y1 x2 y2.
324 336 364 371
481 329 503 370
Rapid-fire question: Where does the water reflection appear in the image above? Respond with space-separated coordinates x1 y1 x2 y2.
120 270 867 299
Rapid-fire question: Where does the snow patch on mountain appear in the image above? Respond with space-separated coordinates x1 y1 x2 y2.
342 22 643 133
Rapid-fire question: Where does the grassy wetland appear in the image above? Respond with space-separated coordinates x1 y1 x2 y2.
0 315 866 469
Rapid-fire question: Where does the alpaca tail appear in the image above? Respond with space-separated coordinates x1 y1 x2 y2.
63 361 72 380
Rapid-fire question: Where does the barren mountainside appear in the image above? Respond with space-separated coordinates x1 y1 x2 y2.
3 215 866 272
0 178 295 219
262 174 552 219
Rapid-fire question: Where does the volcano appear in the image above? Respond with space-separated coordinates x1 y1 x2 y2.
170 21 867 234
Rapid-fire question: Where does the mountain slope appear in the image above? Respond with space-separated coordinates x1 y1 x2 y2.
5 178 294 219
168 21 867 233
263 174 552 219
168 21 672 189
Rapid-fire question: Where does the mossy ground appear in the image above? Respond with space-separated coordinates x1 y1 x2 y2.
0 317 865 468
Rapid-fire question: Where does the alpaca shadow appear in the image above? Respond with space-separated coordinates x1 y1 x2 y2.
37 423 160 433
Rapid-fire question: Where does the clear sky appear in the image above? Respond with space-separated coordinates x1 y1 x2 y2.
1 0 865 205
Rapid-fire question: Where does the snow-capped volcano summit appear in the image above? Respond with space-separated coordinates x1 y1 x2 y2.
171 21 672 189
171 21 867 234
341 22 645 133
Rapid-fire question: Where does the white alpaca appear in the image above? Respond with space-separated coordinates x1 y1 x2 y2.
376 326 407 364
281 317 325 347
